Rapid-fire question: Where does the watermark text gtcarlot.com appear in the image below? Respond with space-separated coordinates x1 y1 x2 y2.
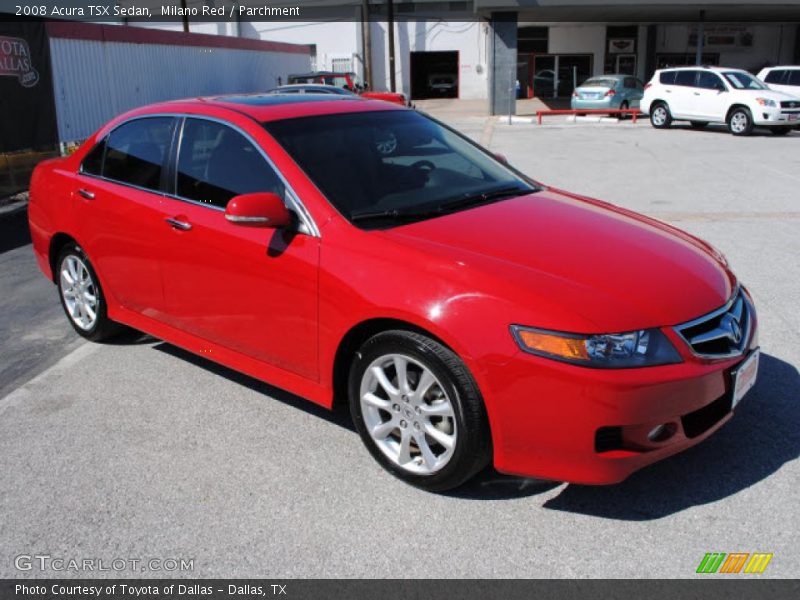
14 554 194 573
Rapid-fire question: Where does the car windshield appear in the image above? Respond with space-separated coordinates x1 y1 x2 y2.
723 72 767 90
263 110 538 229
581 78 617 88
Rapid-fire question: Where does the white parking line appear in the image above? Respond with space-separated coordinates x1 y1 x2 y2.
0 342 96 417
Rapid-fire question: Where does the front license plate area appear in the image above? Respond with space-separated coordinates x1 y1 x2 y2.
788 114 798 121
732 348 759 409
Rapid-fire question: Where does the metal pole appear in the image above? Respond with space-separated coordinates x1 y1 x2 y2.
180 0 189 33
508 82 513 125
387 0 396 92
695 10 705 65
362 0 373 90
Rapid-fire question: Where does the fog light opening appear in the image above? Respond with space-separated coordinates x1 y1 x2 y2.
647 422 677 443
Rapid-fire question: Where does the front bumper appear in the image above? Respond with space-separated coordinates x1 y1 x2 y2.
484 317 759 485
753 105 800 126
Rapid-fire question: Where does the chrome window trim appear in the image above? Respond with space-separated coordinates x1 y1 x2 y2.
672 285 753 360
79 112 320 237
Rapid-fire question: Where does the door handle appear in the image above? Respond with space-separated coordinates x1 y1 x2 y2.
165 217 192 231
77 189 95 200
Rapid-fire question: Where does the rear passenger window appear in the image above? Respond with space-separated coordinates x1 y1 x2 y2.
104 117 175 191
674 70 698 87
176 118 285 209
624 77 637 89
764 70 786 84
788 70 800 86
659 71 677 85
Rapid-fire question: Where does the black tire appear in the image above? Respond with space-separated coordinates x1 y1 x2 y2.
56 243 121 342
770 126 792 136
348 330 491 492
617 100 629 120
690 121 708 129
727 107 754 136
649 102 672 129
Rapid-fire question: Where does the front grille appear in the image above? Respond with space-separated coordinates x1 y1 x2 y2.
780 100 800 109
674 289 751 358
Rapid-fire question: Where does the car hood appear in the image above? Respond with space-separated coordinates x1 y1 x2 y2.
379 189 735 332
742 88 798 101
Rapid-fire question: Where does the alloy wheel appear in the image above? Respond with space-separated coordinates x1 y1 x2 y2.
652 106 667 126
60 254 99 331
359 353 457 475
730 112 748 133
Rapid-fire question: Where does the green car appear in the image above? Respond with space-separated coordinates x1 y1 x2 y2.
571 74 644 114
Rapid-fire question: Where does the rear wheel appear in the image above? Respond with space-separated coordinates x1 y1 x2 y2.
727 107 754 136
617 100 629 120
650 102 672 129
690 121 708 129
57 243 121 341
770 126 792 136
349 330 490 492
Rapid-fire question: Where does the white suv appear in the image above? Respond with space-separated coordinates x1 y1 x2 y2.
757 66 800 96
641 66 799 135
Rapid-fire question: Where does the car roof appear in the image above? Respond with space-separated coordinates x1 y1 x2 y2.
762 65 800 69
130 93 401 123
658 66 746 73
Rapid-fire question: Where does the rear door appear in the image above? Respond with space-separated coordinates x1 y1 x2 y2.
157 116 320 380
72 116 176 314
668 70 700 118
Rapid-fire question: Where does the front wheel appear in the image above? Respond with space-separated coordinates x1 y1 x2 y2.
57 243 121 341
649 102 672 129
727 107 754 136
348 330 490 492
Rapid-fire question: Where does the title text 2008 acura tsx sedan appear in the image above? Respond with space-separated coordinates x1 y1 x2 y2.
29 94 759 491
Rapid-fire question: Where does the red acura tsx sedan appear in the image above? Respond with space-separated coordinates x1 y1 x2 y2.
29 94 759 491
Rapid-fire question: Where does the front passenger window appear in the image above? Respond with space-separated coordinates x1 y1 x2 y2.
176 119 285 209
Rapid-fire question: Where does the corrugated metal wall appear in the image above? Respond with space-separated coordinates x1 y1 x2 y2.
49 38 311 142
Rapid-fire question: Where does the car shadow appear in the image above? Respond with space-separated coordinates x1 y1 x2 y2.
149 343 797 508
0 208 31 254
668 123 796 137
151 341 355 431
542 352 799 519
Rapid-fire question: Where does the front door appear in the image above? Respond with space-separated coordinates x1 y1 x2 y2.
692 70 730 121
73 116 176 314
157 117 320 380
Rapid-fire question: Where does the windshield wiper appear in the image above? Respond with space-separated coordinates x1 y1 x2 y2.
350 186 534 225
350 208 441 224
436 186 532 213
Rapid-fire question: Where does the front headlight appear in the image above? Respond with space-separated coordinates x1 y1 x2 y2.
755 97 777 107
510 325 682 368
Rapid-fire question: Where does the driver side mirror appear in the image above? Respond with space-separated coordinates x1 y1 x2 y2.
225 193 291 228
494 152 509 164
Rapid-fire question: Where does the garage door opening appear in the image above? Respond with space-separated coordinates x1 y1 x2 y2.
410 51 459 100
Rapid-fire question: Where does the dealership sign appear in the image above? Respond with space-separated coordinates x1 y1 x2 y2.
0 35 39 87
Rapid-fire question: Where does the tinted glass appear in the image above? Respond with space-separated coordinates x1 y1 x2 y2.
264 110 536 229
764 69 786 84
104 118 174 190
623 77 637 89
659 71 677 85
788 70 800 86
674 70 698 87
723 71 767 90
176 118 285 209
81 139 106 176
697 71 725 90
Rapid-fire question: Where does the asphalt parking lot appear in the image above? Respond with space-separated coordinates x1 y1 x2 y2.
1 115 798 578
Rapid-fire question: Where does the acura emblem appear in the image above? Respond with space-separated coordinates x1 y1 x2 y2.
721 313 742 344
